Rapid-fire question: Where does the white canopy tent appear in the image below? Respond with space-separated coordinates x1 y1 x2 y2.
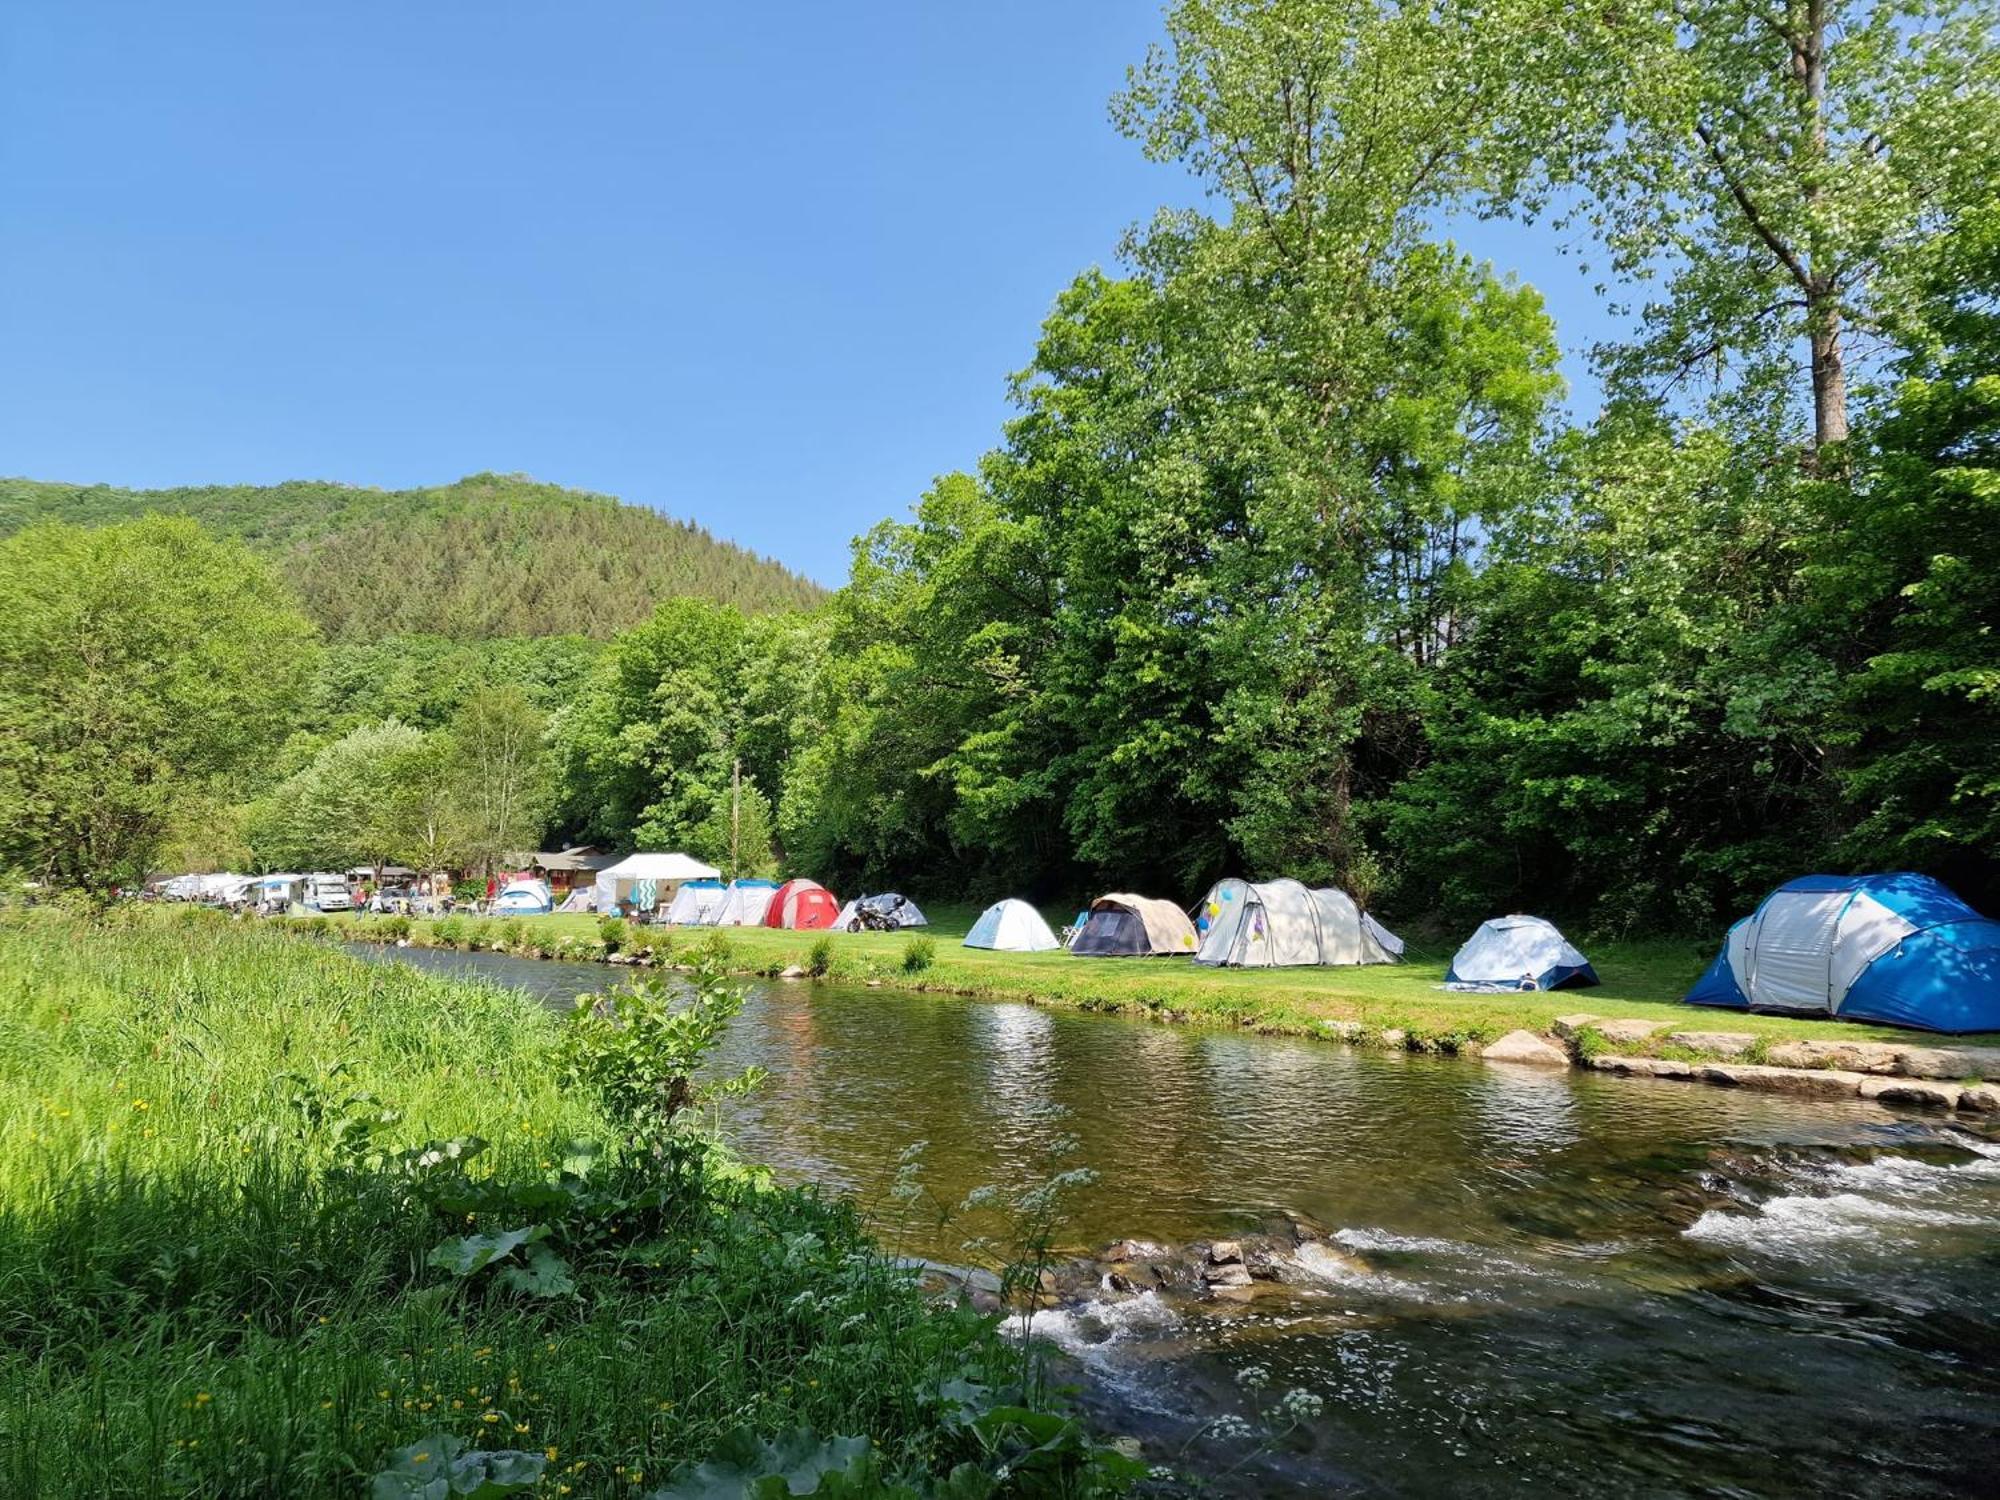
591 853 721 916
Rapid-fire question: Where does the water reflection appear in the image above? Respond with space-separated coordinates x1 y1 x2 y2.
353 945 2000 1497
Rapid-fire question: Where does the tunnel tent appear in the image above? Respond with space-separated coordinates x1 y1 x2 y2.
493 878 554 916
832 893 930 931
1193 877 1403 967
964 898 1061 952
1445 915 1598 992
765 878 842 930
713 879 779 926
664 878 727 925
592 852 721 915
1686 872 2000 1033
1069 893 1198 957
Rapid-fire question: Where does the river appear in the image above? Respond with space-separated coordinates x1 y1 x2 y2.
357 944 2000 1497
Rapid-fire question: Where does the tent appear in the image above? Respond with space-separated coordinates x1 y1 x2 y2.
493 878 554 915
1069 893 1198 957
831 893 930 931
664 878 727 925
765 878 842 930
714 879 780 926
964 898 1060 953
1193 877 1403 968
1686 873 2000 1033
591 853 721 916
556 888 594 914
1445 915 1597 991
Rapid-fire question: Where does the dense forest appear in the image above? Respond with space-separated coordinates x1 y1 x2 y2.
3 0 1996 933
0 472 824 638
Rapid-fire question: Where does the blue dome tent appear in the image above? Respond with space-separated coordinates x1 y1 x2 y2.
1686 873 2000 1033
1445 915 1598 992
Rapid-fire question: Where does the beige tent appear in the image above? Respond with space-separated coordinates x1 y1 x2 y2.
1069 893 1199 957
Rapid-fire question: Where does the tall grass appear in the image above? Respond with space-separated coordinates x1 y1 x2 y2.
0 910 1096 1496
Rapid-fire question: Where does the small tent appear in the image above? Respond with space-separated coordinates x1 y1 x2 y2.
831 893 930 931
1445 915 1597 991
591 853 721 916
1193 878 1402 968
964 898 1060 953
1069 893 1198 957
1686 873 2000 1033
714 879 780 926
765 878 842 930
664 878 727 925
493 878 554 916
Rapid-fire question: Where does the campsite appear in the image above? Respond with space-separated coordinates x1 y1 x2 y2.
4 0 1999 1496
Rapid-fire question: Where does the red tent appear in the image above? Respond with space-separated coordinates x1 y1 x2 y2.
766 878 841 930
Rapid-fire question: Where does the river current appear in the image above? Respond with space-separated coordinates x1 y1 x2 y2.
356 944 2000 1497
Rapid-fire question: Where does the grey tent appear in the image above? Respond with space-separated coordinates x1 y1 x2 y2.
1192 877 1402 968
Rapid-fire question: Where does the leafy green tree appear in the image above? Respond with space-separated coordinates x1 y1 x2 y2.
0 517 317 890
450 685 552 872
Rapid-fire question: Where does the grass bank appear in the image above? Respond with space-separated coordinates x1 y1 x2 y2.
328 906 2000 1053
0 908 1135 1498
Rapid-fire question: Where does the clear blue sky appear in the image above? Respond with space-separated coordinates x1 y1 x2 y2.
0 1 1607 585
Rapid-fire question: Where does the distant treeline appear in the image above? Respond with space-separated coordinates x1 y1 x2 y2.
3 0 1995 932
0 472 825 639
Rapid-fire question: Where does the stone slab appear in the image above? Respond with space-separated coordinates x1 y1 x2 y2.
1662 1030 1756 1058
1587 1055 1694 1079
1481 1029 1571 1068
1958 1084 2000 1113
1857 1076 1963 1109
1695 1063 1869 1100
1590 1018 1673 1046
1551 1014 1601 1040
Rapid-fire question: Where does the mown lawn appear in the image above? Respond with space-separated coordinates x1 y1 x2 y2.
331 905 2000 1051
0 908 1114 1498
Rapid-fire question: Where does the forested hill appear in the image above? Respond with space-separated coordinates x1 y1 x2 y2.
0 472 824 639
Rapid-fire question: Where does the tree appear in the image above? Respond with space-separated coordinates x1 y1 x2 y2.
1542 0 2000 452
450 685 551 872
0 517 317 890
250 720 429 873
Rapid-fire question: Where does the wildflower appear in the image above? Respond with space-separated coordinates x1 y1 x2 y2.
1208 1413 1256 1443
411 1451 431 1466
474 1346 492 1359
1278 1388 1326 1423
452 1399 464 1410
545 1446 559 1462
193 1392 212 1406
514 1422 530 1434
1235 1363 1271 1392
482 1411 499 1424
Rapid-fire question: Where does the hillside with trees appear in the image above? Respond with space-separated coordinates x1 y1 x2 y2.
0 471 824 639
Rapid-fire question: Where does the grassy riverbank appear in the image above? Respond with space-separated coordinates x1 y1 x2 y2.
330 906 2000 1051
0 909 1128 1498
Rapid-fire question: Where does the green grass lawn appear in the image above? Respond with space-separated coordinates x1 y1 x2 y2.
332 904 2000 1052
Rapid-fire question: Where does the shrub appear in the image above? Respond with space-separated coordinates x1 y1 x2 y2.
806 935 835 978
379 913 412 942
433 915 467 949
901 935 936 974
500 918 525 949
299 914 332 939
468 918 495 950
596 916 629 953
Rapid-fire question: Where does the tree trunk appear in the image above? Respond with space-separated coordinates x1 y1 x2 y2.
1809 301 1848 451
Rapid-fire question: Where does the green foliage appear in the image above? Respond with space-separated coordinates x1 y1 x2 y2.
902 935 937 975
807 935 836 978
0 473 824 641
0 516 317 889
370 1433 544 1499
596 916 629 952
499 918 525 949
432 915 467 949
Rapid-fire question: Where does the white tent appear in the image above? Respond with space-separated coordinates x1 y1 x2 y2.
665 880 728 925
713 879 779 926
964 898 1060 952
493 878 554 915
1444 915 1597 991
1193 877 1402 968
591 853 721 915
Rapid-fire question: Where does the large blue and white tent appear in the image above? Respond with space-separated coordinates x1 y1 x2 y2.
1445 915 1598 992
1685 873 2000 1033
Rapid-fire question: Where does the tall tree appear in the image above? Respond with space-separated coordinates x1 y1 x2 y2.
0 517 316 890
450 685 551 871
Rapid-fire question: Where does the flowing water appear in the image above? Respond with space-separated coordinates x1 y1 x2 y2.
359 945 2000 1497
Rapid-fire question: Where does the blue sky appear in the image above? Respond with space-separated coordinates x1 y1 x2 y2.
0 1 1608 585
